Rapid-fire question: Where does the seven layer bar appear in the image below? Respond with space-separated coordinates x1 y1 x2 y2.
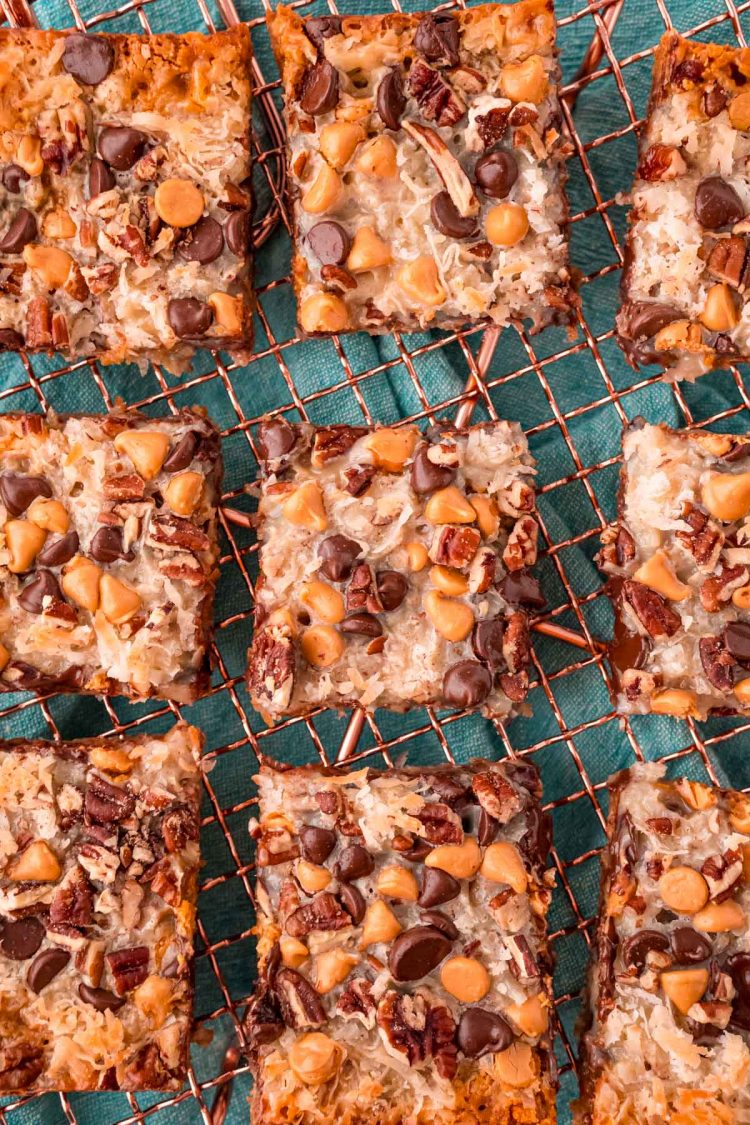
576 764 750 1124
245 757 555 1125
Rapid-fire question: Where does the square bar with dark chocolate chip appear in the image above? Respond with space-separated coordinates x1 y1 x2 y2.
247 418 541 721
618 32 750 380
0 722 202 1093
0 408 222 702
0 26 253 373
597 421 750 721
267 2 575 337
576 764 750 1124
245 757 555 1125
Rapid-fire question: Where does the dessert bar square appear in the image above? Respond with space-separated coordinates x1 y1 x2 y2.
576 764 750 1124
245 757 555 1125
618 32 750 380
0 721 202 1093
597 421 750 721
247 418 541 720
267 2 575 336
0 26 252 373
0 408 222 702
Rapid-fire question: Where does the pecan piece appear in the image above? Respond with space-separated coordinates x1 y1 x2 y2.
637 144 686 182
273 967 326 1028
415 802 463 845
377 990 457 1078
468 547 496 594
476 107 509 149
25 297 52 349
162 805 199 853
85 776 135 825
158 552 206 586
148 514 211 553
707 236 748 288
401 120 478 218
502 516 539 572
621 668 659 702
346 564 383 614
699 635 736 693
700 565 749 613
702 848 743 901
407 58 466 128
338 977 375 1019
285 892 351 938
103 472 146 501
311 425 367 468
106 946 149 994
622 580 681 638
248 624 295 714
503 611 530 675
675 504 724 572
49 865 94 927
499 671 529 702
472 770 522 824
429 525 481 569
0 1043 45 1091
343 464 376 496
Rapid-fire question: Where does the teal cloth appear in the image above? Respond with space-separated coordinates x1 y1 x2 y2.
2 0 750 1121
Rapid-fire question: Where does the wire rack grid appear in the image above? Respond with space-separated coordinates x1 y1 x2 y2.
1 0 750 1121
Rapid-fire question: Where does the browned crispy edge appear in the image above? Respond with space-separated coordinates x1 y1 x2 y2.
0 408 223 704
616 31 750 371
0 721 204 1092
266 2 577 341
249 756 556 1125
245 420 536 722
0 25 254 362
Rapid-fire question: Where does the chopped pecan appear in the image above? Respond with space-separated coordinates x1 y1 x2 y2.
616 527 637 566
637 144 686 182
133 144 167 182
700 565 749 612
702 848 743 901
49 865 94 927
646 816 674 834
448 65 486 93
675 504 724 572
64 261 89 301
285 892 351 938
311 425 367 468
407 58 466 127
503 516 539 572
315 789 345 818
671 58 705 86
472 770 522 823
622 580 681 638
83 263 119 295
621 668 659 702
699 635 736 693
467 240 493 259
0 1043 45 1091
116 224 149 267
107 946 149 994
401 120 478 218
0 262 24 295
248 624 295 714
85 776 135 825
51 313 69 351
429 525 481 569
146 857 180 905
148 514 210 553
476 107 509 149
707 236 748 288
346 564 383 614
244 981 285 1045
103 472 146 501
377 990 457 1078
504 933 539 980
497 479 535 518
499 671 529 702
415 802 463 845
338 977 375 1019
256 826 299 868
468 547 496 594
139 196 161 245
273 967 326 1028
320 264 357 291
25 297 52 349
158 552 205 586
503 611 530 676
119 1043 173 1089
162 805 199 853
343 464 376 496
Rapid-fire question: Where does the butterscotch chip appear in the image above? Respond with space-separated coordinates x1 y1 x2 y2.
0 722 202 1093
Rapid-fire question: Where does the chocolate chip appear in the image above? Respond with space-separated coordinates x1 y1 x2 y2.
414 13 460 66
307 221 351 266
703 83 728 118
475 150 518 199
98 126 147 171
418 867 460 908
442 661 492 709
0 208 37 254
89 526 134 564
376 570 407 611
457 1008 513 1057
622 928 670 971
88 157 115 198
727 952 750 999
318 534 361 582
0 329 23 350
2 164 29 194
62 34 115 85
178 216 224 264
0 473 52 516
430 191 479 238
334 844 374 882
388 924 452 982
472 618 505 669
404 837 432 862
163 431 200 474
377 68 406 130
0 916 45 961
625 301 683 342
421 911 459 942
27 947 70 992
37 531 79 569
725 621 750 665
299 825 336 864
340 612 383 637
410 443 456 494
338 883 365 924
19 571 61 612
671 927 712 965
304 16 342 48
225 210 250 256
78 983 125 1012
167 297 213 339
497 571 545 609
300 60 339 116
478 808 499 847
695 176 745 230
258 418 296 463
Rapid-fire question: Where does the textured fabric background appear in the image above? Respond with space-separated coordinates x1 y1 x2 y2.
1 0 749 1121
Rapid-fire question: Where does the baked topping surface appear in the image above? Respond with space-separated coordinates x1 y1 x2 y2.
268 1 575 335
598 421 750 720
0 27 252 372
577 763 750 1124
247 418 541 720
0 722 202 1093
245 758 555 1125
618 32 750 380
0 409 222 702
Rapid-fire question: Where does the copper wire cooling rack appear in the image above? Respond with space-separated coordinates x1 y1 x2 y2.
1 0 750 1120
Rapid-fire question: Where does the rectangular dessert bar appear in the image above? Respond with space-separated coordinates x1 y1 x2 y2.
0 26 252 373
245 757 555 1125
247 417 541 720
0 408 222 702
597 421 750 721
576 763 750 1124
0 721 202 1092
618 32 750 380
267 2 575 337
